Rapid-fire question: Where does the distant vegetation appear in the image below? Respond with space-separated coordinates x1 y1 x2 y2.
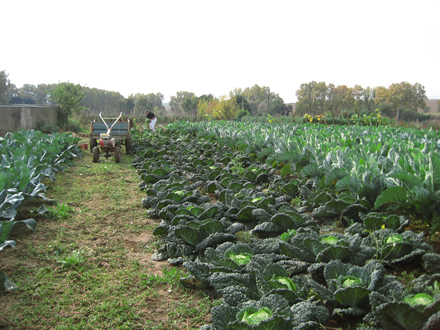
1 70 438 130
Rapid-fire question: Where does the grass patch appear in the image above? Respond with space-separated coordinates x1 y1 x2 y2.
1 152 217 329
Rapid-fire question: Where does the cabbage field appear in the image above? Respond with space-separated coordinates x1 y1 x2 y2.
0 130 81 290
2 121 440 328
131 121 440 329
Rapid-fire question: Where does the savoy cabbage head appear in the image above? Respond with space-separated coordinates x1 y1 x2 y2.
210 294 293 329
322 260 386 316
256 264 310 304
367 274 440 329
358 212 410 233
280 230 373 266
361 228 433 265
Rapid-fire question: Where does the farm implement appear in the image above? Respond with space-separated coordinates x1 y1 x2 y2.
89 112 132 163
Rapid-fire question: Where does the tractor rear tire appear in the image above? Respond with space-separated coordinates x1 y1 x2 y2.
90 137 98 153
92 146 100 163
115 146 121 163
125 135 132 154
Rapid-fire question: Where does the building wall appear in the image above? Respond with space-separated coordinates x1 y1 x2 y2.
0 105 59 136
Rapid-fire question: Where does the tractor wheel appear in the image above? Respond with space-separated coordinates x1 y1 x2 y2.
90 137 98 153
115 146 121 163
92 146 100 163
125 135 132 154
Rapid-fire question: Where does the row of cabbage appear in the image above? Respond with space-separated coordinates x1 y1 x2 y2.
173 121 440 232
132 123 440 329
0 130 81 290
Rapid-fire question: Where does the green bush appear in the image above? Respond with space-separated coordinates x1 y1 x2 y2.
378 103 394 118
64 118 83 133
236 108 250 120
400 109 431 123
37 121 60 134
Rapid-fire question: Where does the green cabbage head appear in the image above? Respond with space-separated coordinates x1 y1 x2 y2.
241 307 273 325
403 293 434 307
226 251 253 265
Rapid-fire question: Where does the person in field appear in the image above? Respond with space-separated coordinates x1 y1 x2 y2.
145 110 157 133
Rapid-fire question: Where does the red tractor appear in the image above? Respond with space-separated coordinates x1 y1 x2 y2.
89 112 132 163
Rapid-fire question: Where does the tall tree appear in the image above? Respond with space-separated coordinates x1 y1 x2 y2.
199 94 214 103
295 81 327 116
328 85 354 118
227 89 252 113
169 91 195 116
325 84 341 122
133 92 165 115
49 82 87 128
255 92 286 116
374 86 388 103
234 94 252 113
19 84 38 103
9 83 53 104
182 95 199 118
242 84 270 115
351 84 364 112
82 88 127 115
212 95 239 119
229 88 243 98
387 82 427 112
197 97 218 118
35 84 53 104
374 82 427 118
0 70 11 103
119 95 135 115
145 92 165 114
133 93 149 115
361 87 376 113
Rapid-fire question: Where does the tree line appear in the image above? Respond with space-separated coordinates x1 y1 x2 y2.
1 70 435 123
0 71 165 117
295 81 432 123
0 71 292 119
168 87 292 119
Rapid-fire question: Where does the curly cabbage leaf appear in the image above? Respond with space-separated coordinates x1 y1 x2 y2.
375 302 433 330
334 286 371 307
269 275 296 292
0 271 18 291
291 301 330 328
385 234 403 244
280 229 296 242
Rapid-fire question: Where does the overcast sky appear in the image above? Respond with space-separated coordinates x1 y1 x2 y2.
2 0 439 103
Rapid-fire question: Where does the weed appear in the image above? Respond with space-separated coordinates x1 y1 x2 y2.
142 236 162 254
142 266 185 287
47 203 74 220
396 269 423 287
397 271 416 286
58 250 86 269
229 158 246 177
236 230 252 243
290 196 301 207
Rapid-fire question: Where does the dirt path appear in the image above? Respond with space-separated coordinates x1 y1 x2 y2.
0 152 213 329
